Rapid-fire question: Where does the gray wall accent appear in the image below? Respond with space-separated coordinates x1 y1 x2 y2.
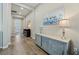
0 31 2 48
0 3 3 48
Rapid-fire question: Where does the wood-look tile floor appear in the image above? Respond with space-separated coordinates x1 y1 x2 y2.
0 35 47 55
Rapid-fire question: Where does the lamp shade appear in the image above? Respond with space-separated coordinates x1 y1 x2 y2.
59 19 70 28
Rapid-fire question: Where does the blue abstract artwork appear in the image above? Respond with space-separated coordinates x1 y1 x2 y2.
43 7 64 25
43 16 56 25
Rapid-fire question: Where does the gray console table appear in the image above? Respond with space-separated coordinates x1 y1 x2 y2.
35 33 70 55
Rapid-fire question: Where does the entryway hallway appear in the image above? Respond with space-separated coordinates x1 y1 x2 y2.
0 35 47 55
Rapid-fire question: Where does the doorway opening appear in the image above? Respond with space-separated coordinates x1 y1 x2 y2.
11 18 23 37
14 19 23 35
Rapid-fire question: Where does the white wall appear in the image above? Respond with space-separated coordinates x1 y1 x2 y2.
3 3 12 48
64 4 79 50
35 4 64 33
25 10 36 39
23 17 28 29
11 17 15 36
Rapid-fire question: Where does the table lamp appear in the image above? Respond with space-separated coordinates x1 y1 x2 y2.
59 19 70 39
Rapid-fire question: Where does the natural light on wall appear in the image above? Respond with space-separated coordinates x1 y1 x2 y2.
28 20 31 29
59 19 70 28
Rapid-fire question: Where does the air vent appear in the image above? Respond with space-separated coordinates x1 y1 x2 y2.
11 10 17 13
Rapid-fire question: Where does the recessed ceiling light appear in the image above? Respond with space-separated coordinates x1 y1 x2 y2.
21 7 24 10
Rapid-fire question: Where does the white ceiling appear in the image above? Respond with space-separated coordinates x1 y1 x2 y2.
11 3 40 18
21 3 39 8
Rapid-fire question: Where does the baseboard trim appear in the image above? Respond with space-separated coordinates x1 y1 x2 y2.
0 47 3 49
0 42 11 49
2 45 8 49
0 45 8 49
